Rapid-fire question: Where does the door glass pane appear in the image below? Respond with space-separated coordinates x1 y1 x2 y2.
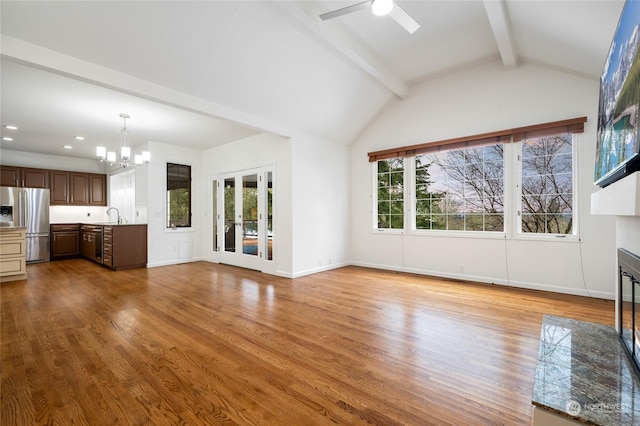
224 177 235 253
266 171 273 261
213 180 218 252
242 174 258 256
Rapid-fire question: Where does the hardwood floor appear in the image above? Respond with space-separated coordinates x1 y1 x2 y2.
1 260 613 425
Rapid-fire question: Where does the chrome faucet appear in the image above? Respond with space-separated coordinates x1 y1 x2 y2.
106 207 121 224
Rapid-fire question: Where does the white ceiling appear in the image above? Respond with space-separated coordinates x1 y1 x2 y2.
0 0 626 161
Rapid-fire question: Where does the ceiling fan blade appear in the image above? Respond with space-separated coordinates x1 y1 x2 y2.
388 3 420 34
319 1 371 21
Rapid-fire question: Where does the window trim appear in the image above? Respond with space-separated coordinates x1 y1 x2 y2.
166 162 193 231
513 133 580 242
367 116 587 162
371 161 406 234
371 119 584 241
410 145 507 234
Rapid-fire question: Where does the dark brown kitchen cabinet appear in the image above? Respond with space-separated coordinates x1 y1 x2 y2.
0 166 48 188
50 224 80 259
50 171 70 204
80 225 102 263
88 174 107 206
1 165 106 206
0 166 20 187
70 173 89 205
50 171 107 206
102 225 147 270
52 223 147 270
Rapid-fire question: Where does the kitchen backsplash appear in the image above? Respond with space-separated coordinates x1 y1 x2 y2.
50 206 111 224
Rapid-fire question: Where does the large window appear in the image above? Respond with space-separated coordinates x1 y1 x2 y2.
415 144 504 232
370 117 584 237
167 163 191 228
520 133 573 234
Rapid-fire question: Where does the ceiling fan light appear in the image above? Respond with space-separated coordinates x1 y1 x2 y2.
372 0 393 16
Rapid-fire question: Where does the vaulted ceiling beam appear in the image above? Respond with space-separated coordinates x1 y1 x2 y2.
276 1 410 99
483 0 518 69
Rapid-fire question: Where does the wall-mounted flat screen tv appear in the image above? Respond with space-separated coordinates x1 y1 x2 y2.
595 0 640 187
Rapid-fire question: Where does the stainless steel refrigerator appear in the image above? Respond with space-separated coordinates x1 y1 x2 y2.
0 187 50 263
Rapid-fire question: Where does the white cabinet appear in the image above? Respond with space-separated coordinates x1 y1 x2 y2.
0 228 27 282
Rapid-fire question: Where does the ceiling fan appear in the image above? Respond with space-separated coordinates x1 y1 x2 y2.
319 0 420 34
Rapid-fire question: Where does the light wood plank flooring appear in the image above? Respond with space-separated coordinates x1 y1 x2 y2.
1 260 614 425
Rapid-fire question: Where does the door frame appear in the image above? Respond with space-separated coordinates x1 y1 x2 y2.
211 165 275 274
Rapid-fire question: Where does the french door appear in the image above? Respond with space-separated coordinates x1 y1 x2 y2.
213 167 274 271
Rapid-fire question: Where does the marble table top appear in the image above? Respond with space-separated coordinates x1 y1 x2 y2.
532 315 640 425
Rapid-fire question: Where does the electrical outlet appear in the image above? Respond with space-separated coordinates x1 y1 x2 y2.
459 264 464 273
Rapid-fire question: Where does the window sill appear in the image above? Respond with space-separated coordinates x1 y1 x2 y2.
409 230 506 239
371 229 579 242
512 233 579 242
371 228 404 235
164 227 194 234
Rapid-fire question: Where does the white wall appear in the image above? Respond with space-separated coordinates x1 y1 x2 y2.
202 132 294 275
109 170 136 223
349 61 617 298
290 134 350 277
201 132 350 278
143 140 203 267
50 205 109 223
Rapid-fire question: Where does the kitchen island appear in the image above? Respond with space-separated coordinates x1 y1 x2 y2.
51 222 147 270
0 227 27 282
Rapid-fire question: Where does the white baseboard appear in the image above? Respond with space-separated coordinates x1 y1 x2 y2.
507 279 614 300
148 258 615 300
147 256 205 268
290 261 350 278
350 261 614 300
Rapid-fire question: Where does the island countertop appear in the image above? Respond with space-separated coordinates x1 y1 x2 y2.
82 222 147 226
50 222 147 227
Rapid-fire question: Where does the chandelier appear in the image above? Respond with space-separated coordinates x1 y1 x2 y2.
96 113 150 167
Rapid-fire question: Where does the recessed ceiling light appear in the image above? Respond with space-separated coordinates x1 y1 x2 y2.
63 145 72 149
2 137 13 141
3 125 18 130
75 136 85 141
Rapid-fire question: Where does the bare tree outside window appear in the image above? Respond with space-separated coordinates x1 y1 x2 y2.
521 134 573 234
418 144 505 232
375 133 573 235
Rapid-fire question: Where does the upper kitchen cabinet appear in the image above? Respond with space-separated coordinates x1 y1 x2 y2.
70 172 89 205
0 166 48 188
50 171 70 205
88 174 107 206
50 171 107 206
